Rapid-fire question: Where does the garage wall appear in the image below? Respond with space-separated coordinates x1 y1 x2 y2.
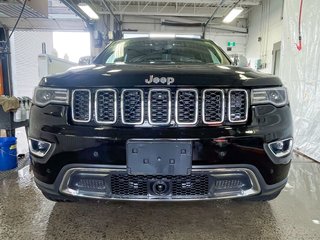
246 0 284 72
10 31 53 98
121 15 248 56
206 32 247 56
280 0 320 162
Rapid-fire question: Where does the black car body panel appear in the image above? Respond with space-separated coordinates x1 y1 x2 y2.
29 38 293 202
40 64 282 88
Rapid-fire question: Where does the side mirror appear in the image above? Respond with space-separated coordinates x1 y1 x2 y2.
78 56 94 65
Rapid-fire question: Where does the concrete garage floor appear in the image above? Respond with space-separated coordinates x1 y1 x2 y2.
0 154 319 240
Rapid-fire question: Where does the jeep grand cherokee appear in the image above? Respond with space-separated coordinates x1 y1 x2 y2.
29 37 293 202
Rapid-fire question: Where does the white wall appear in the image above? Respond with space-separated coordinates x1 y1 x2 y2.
246 0 283 72
280 0 320 162
10 31 53 98
207 31 248 56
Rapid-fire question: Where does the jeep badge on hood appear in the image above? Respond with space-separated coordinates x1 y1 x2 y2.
145 75 175 85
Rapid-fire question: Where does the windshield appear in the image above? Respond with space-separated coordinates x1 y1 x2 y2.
94 38 231 65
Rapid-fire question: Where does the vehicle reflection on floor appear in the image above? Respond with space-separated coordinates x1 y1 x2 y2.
0 153 319 240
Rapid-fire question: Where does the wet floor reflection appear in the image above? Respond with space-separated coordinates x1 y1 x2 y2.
44 201 279 240
0 155 320 240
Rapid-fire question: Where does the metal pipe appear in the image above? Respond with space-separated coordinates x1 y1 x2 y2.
102 0 122 27
203 0 242 38
204 0 227 27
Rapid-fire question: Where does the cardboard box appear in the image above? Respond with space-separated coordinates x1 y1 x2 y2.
0 129 6 137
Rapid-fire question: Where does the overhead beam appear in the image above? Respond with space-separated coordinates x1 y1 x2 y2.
60 0 91 24
98 5 249 18
104 0 261 5
210 24 247 33
0 17 87 31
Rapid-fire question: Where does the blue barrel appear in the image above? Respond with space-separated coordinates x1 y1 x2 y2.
0 137 17 171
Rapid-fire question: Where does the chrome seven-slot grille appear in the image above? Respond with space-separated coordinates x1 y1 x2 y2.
71 88 248 125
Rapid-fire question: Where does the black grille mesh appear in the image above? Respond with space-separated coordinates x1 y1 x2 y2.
177 90 197 124
111 174 209 197
122 90 143 124
96 90 116 123
229 90 248 122
203 90 224 123
111 175 148 196
72 90 90 122
149 90 170 124
172 175 209 196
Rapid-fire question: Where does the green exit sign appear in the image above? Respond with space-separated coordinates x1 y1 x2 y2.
228 42 236 47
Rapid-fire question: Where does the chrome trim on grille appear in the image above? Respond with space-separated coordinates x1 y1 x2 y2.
175 89 199 125
59 166 261 201
94 89 117 124
202 89 225 124
228 89 249 123
148 89 171 125
71 89 91 123
121 89 144 125
70 88 249 126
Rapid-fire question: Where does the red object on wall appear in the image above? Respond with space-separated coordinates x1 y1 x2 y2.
296 0 303 51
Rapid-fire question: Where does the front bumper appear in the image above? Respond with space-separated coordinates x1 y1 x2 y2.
34 164 287 201
29 104 293 201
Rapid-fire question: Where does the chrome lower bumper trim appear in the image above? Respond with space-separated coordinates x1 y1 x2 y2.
59 166 261 201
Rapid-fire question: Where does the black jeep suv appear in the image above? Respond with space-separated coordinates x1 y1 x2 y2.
29 37 293 202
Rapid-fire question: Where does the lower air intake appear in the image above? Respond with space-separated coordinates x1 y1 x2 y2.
111 174 209 197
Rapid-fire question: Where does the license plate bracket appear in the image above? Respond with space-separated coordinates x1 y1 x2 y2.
127 140 192 176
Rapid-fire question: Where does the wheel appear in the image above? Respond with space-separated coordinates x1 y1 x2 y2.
41 191 77 202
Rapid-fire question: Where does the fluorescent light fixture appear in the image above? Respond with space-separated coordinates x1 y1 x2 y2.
149 33 175 38
78 3 99 20
223 7 244 23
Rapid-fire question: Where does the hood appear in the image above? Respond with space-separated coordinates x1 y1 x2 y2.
40 64 282 88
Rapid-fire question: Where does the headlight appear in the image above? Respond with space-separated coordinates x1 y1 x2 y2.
33 87 69 106
251 87 288 107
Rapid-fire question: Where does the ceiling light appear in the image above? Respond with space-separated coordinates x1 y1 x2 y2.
78 3 99 20
223 7 244 24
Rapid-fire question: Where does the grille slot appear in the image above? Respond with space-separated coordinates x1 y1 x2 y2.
148 89 171 125
202 89 224 124
175 89 198 125
228 89 248 123
72 90 91 122
111 174 209 197
95 89 117 124
121 89 144 124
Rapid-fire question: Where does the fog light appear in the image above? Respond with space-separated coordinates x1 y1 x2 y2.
268 138 293 157
67 173 109 197
212 173 252 197
28 138 52 157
